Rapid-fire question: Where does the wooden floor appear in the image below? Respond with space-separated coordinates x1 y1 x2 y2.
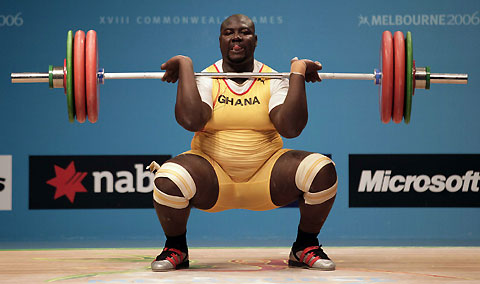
1 247 479 283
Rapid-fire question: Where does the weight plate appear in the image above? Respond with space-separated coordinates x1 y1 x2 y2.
74 30 86 123
412 60 416 96
86 30 99 123
392 31 405 124
66 30 75 123
426 66 431 90
379 31 394 124
404 31 413 124
63 58 67 95
48 65 53 89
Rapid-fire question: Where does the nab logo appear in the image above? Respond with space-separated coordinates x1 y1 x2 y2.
30 155 170 209
0 177 5 192
92 164 153 194
46 161 87 203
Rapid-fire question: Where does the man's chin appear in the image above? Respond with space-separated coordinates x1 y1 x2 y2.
226 56 249 64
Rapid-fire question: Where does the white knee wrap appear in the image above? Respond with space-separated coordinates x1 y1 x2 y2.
147 161 197 209
295 154 337 205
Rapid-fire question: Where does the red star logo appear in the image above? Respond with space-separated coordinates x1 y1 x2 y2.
46 161 87 203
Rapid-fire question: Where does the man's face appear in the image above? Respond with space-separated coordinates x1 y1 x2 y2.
219 16 257 64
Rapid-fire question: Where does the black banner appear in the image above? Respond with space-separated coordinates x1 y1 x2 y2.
29 155 170 209
349 154 480 207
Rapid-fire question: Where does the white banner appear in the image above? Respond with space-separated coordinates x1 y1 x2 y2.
0 155 12 211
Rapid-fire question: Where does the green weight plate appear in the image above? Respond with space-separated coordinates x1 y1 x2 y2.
404 31 413 124
48 65 53 89
66 30 75 123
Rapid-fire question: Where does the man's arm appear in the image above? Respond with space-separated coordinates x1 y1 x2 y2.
161 55 211 132
269 58 322 138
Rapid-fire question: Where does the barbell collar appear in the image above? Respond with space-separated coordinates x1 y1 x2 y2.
415 67 428 89
52 66 64 88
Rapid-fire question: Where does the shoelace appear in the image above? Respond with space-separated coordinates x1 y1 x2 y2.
298 245 329 267
156 247 185 267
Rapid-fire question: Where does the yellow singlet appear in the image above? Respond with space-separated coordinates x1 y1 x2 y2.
186 62 288 212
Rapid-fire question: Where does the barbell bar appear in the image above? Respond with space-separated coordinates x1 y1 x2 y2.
10 30 468 124
11 70 468 83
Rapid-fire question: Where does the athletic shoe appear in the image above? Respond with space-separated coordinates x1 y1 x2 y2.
288 245 335 270
151 247 189 272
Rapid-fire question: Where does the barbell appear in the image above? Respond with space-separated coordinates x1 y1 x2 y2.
10 30 468 124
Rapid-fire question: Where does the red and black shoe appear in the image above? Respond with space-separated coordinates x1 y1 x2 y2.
151 247 189 272
288 245 335 270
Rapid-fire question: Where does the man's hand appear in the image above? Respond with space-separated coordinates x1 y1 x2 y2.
161 55 193 83
290 57 322 83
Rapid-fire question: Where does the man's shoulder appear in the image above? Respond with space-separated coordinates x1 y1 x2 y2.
201 59 222 72
255 60 278 73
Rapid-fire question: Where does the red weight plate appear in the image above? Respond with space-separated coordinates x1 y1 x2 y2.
392 31 405 124
64 58 67 95
379 31 394 124
412 60 416 96
74 30 87 123
86 30 99 123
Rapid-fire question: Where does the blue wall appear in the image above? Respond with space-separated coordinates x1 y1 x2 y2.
1 0 479 248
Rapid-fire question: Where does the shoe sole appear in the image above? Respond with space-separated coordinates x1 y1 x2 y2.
152 260 190 272
288 260 335 271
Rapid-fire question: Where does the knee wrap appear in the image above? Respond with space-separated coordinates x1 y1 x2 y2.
147 161 197 209
295 154 337 205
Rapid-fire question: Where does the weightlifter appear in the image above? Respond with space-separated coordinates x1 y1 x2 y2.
147 14 338 271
